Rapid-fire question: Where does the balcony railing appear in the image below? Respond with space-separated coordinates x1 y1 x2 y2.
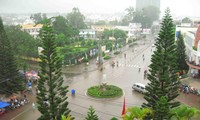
186 60 200 70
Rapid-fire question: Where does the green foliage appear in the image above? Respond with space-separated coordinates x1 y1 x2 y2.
102 29 126 40
170 105 200 120
81 41 86 46
114 51 120 55
82 58 89 62
94 20 107 25
124 106 153 120
128 39 133 43
37 22 71 120
143 8 180 119
103 55 111 60
154 96 170 120
192 46 197 51
181 17 192 23
67 7 87 29
102 52 105 57
30 13 47 24
124 6 135 22
85 106 99 120
87 85 123 98
61 114 72 120
102 29 112 39
5 25 39 58
133 6 160 28
0 17 24 95
110 117 118 120
176 32 189 75
52 16 79 38
113 29 127 40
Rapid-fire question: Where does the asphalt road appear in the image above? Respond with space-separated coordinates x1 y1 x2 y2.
4 39 200 120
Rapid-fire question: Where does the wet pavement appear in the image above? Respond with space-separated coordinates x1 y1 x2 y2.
1 41 200 120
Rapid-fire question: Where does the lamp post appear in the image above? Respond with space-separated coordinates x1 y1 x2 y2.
97 32 103 70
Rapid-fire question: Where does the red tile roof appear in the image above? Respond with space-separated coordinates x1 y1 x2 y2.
194 25 200 47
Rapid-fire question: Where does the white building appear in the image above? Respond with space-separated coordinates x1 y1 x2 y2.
79 29 96 39
115 23 142 38
177 25 200 76
21 24 43 38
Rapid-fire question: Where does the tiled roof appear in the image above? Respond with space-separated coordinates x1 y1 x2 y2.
194 25 200 47
21 24 43 29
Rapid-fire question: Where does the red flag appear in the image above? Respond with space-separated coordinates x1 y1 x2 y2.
121 97 126 116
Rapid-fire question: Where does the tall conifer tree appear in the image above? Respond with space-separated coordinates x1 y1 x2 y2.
177 32 188 75
0 17 23 95
143 8 180 119
85 106 99 120
37 22 71 120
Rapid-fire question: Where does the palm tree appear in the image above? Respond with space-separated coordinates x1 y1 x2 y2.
123 106 153 120
170 105 200 120
125 6 135 22
61 114 72 120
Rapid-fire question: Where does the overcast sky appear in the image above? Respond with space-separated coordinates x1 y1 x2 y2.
0 0 199 17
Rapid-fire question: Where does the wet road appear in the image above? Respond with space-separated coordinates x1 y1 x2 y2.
10 42 153 120
10 39 200 120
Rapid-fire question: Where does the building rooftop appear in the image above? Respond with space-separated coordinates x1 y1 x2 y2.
195 25 200 47
21 24 43 29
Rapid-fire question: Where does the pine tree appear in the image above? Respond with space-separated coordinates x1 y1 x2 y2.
37 22 71 120
85 106 99 120
142 8 180 119
154 96 170 120
177 31 188 75
0 17 23 95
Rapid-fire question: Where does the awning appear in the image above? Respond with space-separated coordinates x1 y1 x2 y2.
0 101 10 108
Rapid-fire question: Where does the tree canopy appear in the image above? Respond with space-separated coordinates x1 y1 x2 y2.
30 13 47 24
176 31 189 74
5 25 39 59
0 17 24 95
132 6 160 28
182 17 192 23
143 8 180 119
67 7 87 29
37 21 71 120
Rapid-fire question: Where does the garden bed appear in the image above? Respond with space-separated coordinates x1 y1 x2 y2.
87 85 123 98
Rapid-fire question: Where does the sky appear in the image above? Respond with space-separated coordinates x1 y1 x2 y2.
0 0 199 17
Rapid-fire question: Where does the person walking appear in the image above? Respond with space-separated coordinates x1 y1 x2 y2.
32 102 36 109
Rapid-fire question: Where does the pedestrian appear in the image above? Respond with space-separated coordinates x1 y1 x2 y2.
124 53 126 59
32 102 35 109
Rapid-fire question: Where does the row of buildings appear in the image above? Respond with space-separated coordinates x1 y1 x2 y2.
21 23 144 39
176 23 200 77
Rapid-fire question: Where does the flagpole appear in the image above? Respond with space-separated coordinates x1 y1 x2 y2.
121 97 126 119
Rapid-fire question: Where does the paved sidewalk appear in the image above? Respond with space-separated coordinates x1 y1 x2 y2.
181 77 200 89
176 77 200 110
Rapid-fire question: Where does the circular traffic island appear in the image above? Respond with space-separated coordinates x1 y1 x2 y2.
87 84 123 98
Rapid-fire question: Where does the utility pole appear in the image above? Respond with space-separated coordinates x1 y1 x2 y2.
97 32 103 70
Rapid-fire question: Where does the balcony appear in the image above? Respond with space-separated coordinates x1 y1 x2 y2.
186 60 200 70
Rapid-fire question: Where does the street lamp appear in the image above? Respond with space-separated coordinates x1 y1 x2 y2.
97 32 103 70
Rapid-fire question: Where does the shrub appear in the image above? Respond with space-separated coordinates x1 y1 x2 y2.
114 51 120 55
83 58 89 62
103 55 111 60
87 85 123 98
193 46 197 51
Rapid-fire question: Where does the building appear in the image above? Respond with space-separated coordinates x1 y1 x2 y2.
79 29 96 39
177 25 200 77
91 25 113 32
21 24 43 38
136 0 160 11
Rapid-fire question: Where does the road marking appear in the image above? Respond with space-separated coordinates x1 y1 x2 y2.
11 105 33 120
